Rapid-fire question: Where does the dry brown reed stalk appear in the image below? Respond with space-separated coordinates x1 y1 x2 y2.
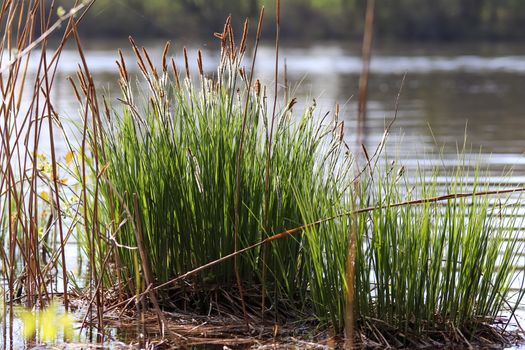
183 47 190 80
170 58 181 91
357 0 375 144
141 48 157 77
129 37 147 75
344 182 359 350
68 22 108 333
117 49 129 83
197 49 204 77
240 20 249 55
197 49 206 104
162 41 171 73
42 38 69 312
0 0 91 317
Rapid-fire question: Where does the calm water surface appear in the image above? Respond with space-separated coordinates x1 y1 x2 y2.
8 40 525 348
46 41 525 167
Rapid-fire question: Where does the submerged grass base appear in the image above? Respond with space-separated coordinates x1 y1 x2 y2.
95 290 523 349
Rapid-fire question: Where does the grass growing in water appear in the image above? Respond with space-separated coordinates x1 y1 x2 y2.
347 163 522 337
83 19 525 345
91 24 353 318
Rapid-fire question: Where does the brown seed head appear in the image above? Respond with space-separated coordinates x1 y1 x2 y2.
162 41 171 73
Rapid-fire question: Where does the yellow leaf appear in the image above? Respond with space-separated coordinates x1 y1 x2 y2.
65 151 74 165
40 191 49 202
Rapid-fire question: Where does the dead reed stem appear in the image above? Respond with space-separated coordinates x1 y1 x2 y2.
0 2 94 335
357 0 375 144
69 21 106 331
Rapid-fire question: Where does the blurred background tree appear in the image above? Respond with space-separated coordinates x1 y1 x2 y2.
54 0 525 41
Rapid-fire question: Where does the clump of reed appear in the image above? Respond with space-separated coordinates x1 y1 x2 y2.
82 14 525 346
88 16 353 317
316 161 524 340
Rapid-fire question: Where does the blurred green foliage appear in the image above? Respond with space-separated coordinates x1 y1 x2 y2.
59 0 525 41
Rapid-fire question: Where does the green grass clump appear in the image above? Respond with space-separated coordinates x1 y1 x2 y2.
357 164 523 333
295 158 524 333
87 32 524 339
91 35 353 317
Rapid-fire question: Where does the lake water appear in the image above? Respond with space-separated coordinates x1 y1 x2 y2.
42 40 525 181
7 40 525 348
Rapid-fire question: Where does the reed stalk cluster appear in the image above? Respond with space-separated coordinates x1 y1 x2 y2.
0 0 93 345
